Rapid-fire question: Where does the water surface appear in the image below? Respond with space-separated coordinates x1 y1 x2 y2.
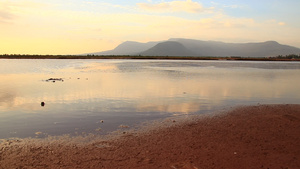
0 59 300 139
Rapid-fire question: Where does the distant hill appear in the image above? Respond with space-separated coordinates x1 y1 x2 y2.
140 41 194 56
92 41 159 55
170 38 300 57
89 38 300 57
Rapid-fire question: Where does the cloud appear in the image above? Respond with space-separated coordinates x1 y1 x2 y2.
0 0 47 24
278 22 286 26
266 19 287 26
137 0 211 13
0 2 16 24
0 11 15 23
223 4 241 9
210 1 244 9
2 0 299 54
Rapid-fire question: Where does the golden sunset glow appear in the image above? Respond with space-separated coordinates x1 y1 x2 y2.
1 61 300 114
1 0 299 55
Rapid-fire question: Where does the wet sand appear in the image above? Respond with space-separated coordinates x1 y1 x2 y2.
1 104 300 169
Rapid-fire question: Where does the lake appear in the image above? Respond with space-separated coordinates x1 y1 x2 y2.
0 59 300 139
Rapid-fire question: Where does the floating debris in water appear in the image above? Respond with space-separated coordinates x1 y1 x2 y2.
53 122 62 125
45 78 64 82
95 128 102 132
97 120 104 123
119 125 129 128
35 131 43 135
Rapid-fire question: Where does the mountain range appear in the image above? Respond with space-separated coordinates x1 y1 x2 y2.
91 38 300 58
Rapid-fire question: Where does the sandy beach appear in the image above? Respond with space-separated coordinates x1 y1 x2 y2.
1 104 300 169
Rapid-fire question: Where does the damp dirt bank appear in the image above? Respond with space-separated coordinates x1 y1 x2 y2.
1 104 300 169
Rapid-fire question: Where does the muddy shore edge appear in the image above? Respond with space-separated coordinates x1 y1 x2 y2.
1 104 300 169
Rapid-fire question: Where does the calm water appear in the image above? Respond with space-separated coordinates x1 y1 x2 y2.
0 59 300 139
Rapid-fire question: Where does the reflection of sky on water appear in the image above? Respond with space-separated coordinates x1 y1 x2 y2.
0 59 300 138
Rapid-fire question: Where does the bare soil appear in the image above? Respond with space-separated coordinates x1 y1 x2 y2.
1 104 300 169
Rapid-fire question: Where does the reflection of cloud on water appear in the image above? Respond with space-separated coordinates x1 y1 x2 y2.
0 91 17 109
136 102 205 115
1 63 300 114
0 92 46 112
58 62 120 73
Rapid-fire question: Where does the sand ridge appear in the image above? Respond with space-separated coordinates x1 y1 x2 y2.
1 104 300 169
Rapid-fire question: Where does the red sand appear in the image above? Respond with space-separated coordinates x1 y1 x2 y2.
1 104 300 169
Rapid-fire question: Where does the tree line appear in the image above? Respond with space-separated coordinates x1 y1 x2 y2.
1 54 300 61
275 54 300 59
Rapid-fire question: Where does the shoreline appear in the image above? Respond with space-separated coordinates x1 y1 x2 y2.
1 55 300 61
1 104 300 168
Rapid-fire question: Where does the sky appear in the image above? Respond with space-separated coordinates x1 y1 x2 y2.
0 0 300 55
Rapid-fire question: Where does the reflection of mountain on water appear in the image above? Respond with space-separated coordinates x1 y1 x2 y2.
1 60 300 113
1 60 300 138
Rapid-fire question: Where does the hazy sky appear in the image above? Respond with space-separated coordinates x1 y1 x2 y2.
1 0 299 55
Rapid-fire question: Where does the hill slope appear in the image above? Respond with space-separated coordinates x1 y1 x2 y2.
140 41 194 56
90 38 300 57
92 41 159 55
171 38 300 57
